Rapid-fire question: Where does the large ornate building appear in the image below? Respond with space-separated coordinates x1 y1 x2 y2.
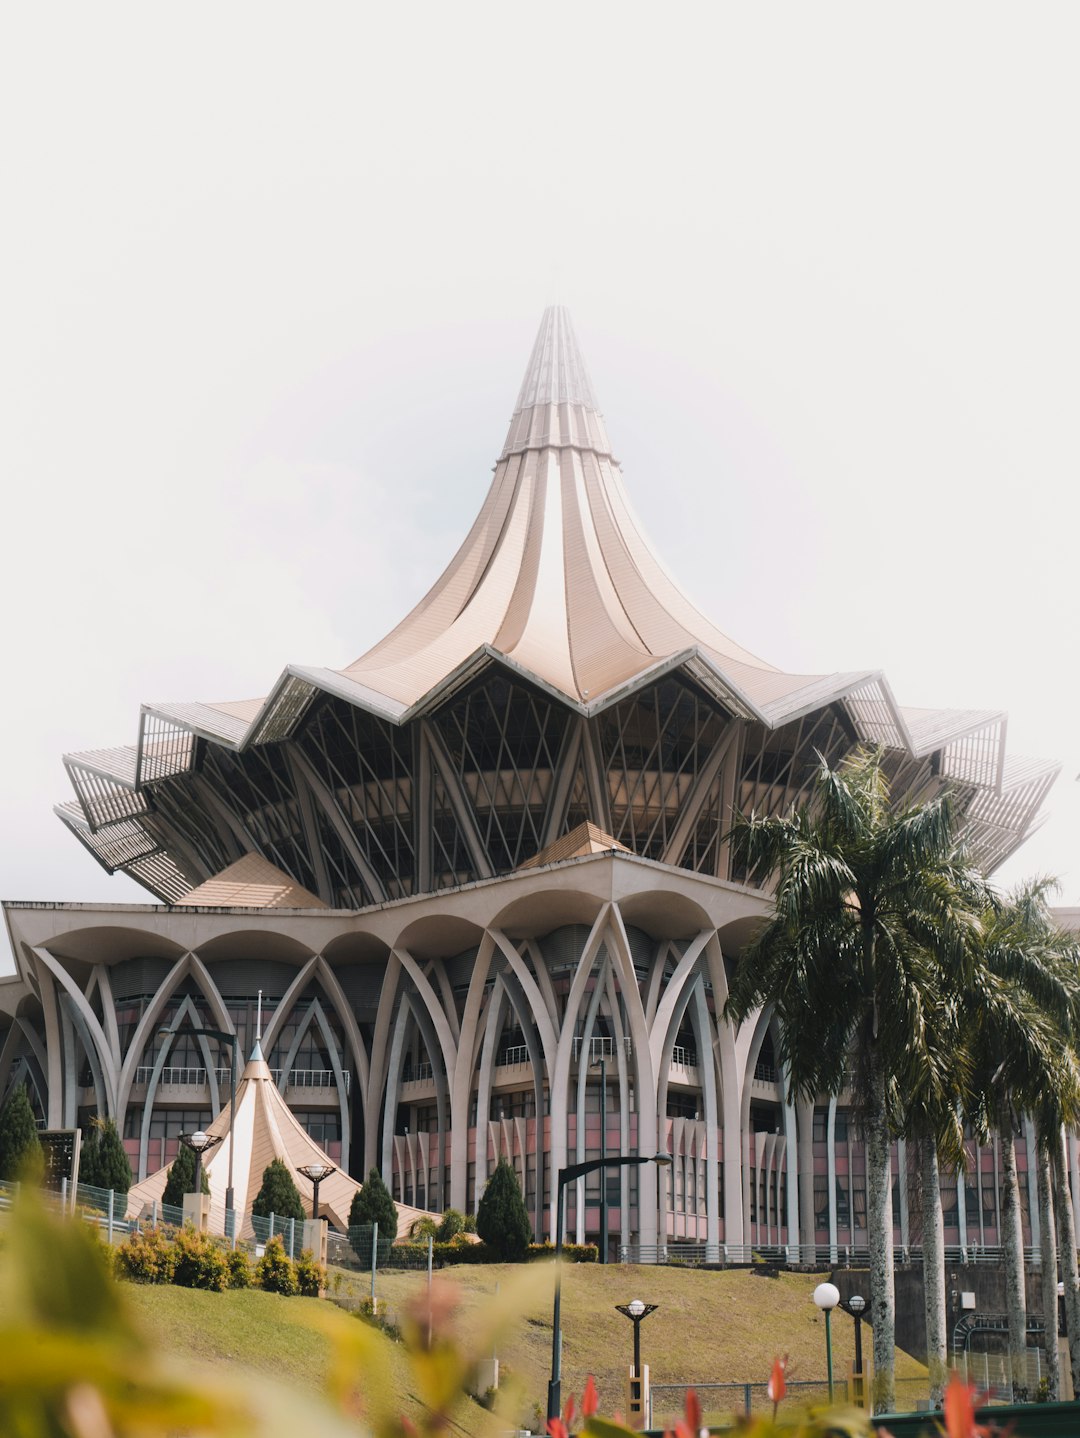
0 308 1063 1257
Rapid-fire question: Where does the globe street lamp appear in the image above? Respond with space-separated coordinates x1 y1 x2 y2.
813 1281 840 1402
615 1298 659 1381
158 1023 239 1226
845 1293 866 1405
178 1129 222 1197
297 1160 336 1222
547 1152 672 1426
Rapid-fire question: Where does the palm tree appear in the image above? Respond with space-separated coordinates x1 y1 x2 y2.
894 1055 970 1408
724 747 980 1413
963 881 1080 1402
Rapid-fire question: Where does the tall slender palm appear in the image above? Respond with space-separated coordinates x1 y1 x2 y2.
962 881 1080 1401
893 1045 970 1408
724 747 980 1413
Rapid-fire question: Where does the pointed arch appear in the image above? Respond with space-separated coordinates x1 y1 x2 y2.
649 930 712 1077
277 996 352 1170
116 950 234 1126
547 904 612 1235
32 945 118 1114
449 932 497 1210
365 952 402 1173
86 964 121 1071
138 993 222 1180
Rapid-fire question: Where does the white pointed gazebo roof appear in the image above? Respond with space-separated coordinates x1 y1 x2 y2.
126 1040 429 1239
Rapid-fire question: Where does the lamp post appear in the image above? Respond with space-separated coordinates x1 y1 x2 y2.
297 1161 336 1222
615 1298 659 1378
547 1152 672 1426
179 1129 221 1196
813 1282 840 1402
158 1023 238 1224
845 1293 866 1405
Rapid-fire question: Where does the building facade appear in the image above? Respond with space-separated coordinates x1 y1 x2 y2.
0 308 1064 1255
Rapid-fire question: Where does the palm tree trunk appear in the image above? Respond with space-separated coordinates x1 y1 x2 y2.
1037 1142 1060 1401
920 1136 948 1407
866 1044 896 1413
1000 1126 1028 1400
1053 1125 1080 1397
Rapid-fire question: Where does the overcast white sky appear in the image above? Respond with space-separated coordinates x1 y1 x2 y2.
2 4 1078 974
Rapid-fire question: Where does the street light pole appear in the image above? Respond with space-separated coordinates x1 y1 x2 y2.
599 1051 608 1264
547 1152 672 1426
847 1294 866 1406
813 1282 840 1402
179 1129 221 1196
615 1299 659 1376
297 1161 336 1222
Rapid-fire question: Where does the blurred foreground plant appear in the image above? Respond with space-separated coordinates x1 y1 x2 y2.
0 1193 362 1437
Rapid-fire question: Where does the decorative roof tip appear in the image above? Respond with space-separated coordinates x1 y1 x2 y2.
512 305 600 414
249 1038 264 1063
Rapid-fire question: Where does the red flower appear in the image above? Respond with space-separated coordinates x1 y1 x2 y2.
768 1356 788 1407
943 1374 988 1438
583 1375 599 1418
547 1420 569 1438
686 1388 702 1432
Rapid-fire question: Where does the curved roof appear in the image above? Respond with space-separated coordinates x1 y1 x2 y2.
57 306 1059 887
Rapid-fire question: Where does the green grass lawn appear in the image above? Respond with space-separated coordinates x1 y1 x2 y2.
125 1264 927 1432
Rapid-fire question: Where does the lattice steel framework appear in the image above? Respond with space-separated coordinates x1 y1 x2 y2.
296 697 416 900
57 656 1057 907
433 675 571 874
597 678 728 861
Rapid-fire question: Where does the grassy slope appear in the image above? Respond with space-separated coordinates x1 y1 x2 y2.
127 1264 927 1430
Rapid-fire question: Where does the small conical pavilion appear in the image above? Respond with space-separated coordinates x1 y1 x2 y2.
125 1040 430 1239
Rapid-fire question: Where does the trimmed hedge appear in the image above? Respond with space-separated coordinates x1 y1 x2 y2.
389 1239 598 1267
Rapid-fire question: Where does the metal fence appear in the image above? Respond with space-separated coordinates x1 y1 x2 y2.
648 1379 839 1429
620 1241 1057 1267
0 1175 328 1261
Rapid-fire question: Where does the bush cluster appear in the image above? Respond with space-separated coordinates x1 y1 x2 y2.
388 1238 598 1266
114 1223 178 1284
113 1224 325 1297
255 1235 299 1295
172 1226 229 1291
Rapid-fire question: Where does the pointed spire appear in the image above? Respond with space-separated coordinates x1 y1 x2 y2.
498 306 613 462
512 305 599 412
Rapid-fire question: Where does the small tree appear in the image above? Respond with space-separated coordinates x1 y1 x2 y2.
161 1144 210 1207
0 1084 43 1182
350 1166 398 1234
86 1117 131 1195
436 1207 466 1242
250 1158 304 1221
349 1167 398 1262
476 1158 531 1260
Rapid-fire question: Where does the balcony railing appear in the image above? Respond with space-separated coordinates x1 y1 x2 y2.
497 1044 530 1067
135 1065 350 1094
272 1068 351 1094
670 1045 697 1069
754 1061 779 1083
135 1066 232 1087
402 1060 434 1083
572 1035 632 1062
